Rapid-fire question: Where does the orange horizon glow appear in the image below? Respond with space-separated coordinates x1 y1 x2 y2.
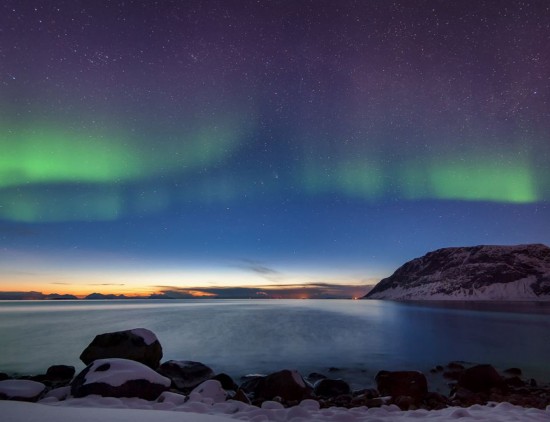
0 281 372 299
0 257 378 299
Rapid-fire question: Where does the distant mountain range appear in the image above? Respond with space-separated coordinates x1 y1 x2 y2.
0 285 365 300
0 292 138 300
0 292 80 300
365 244 550 301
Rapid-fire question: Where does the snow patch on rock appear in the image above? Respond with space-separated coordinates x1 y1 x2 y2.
189 380 227 404
0 379 46 399
83 358 170 388
41 386 71 402
130 328 158 346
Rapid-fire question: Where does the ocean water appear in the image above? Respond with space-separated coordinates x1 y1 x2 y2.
1 299 550 389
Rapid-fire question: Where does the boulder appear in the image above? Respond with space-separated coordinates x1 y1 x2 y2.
239 375 265 394
42 386 71 401
231 389 251 404
375 370 428 403
0 379 46 402
255 369 310 402
503 367 522 377
71 358 170 400
46 365 75 381
211 373 238 391
394 395 414 410
80 328 162 369
447 362 466 370
458 364 504 393
306 372 327 385
31 365 75 386
313 378 351 397
157 360 214 391
189 380 227 404
156 391 187 406
505 376 525 388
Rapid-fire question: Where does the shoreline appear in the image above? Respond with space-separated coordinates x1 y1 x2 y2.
2 358 550 411
2 326 550 412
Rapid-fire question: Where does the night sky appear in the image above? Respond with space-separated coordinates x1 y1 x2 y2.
1 1 549 298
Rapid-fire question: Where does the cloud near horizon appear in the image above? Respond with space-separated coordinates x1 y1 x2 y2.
151 283 372 299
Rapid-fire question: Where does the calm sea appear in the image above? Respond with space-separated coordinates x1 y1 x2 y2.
1 299 550 389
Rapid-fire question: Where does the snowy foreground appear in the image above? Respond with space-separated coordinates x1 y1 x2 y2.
2 397 549 422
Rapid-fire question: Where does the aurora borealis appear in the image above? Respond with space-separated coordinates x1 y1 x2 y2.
1 1 549 298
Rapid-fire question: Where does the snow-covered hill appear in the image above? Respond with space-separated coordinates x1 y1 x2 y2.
365 244 550 301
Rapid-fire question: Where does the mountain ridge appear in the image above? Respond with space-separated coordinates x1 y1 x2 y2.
365 244 550 301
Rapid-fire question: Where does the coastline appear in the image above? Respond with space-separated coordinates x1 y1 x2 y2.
2 326 550 421
2 358 550 411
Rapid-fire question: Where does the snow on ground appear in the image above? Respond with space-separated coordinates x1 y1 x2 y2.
2 394 549 422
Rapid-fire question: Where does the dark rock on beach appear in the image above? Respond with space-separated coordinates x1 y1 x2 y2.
447 362 466 370
45 365 75 382
157 360 214 391
505 376 525 388
504 367 523 377
231 388 251 404
30 365 75 387
239 375 266 394
211 373 238 391
71 358 170 400
254 370 311 402
306 372 327 385
80 328 163 369
457 364 504 393
313 378 351 398
375 370 428 403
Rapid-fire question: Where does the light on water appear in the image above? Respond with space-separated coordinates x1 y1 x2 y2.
1 299 550 389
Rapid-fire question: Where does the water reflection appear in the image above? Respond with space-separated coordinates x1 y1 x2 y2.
1 299 549 389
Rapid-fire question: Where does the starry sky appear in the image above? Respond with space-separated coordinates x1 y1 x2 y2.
1 0 549 298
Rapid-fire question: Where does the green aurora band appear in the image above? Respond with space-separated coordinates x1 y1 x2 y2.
0 120 544 223
302 150 540 204
0 119 250 222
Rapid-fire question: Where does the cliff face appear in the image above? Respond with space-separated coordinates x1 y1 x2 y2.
365 244 550 300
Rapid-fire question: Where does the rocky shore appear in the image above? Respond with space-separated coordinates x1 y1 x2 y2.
1 328 549 411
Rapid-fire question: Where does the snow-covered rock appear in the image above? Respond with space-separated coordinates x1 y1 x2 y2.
41 386 71 402
0 379 46 402
365 244 550 300
71 358 170 400
189 380 227 404
156 391 187 406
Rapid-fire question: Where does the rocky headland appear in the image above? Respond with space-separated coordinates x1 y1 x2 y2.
1 328 549 411
365 244 550 300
